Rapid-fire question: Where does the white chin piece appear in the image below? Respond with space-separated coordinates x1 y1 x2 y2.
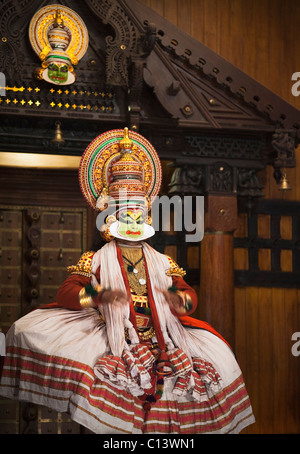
109 221 155 242
42 68 75 85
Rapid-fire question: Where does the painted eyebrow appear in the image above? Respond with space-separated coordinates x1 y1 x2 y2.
120 212 142 220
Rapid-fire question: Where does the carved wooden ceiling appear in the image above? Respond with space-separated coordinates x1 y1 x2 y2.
0 0 298 197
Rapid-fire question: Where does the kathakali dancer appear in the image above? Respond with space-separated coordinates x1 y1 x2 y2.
0 128 255 434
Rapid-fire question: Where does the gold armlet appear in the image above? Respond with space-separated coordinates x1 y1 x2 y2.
67 251 95 277
166 266 186 277
165 256 186 277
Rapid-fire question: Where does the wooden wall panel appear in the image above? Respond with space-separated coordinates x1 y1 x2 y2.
139 0 300 434
235 287 300 434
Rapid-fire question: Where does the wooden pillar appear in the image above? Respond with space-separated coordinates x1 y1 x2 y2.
199 194 238 349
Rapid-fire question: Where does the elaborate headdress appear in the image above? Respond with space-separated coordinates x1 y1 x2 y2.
79 128 162 241
29 4 88 85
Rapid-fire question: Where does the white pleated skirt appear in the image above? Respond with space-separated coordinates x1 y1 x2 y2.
0 307 255 434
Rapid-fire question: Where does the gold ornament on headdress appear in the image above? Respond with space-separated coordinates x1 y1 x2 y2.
54 9 64 26
99 223 115 242
119 127 133 150
96 187 109 212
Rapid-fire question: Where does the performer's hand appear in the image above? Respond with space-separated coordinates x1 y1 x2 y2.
97 289 129 306
156 288 187 315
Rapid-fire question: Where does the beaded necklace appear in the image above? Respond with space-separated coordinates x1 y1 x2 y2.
120 246 147 295
122 254 146 285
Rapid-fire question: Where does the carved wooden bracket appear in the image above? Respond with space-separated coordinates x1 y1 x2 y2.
168 164 263 200
86 0 156 86
271 129 297 168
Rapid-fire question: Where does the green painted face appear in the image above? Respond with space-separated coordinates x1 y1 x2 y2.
47 63 69 84
118 209 145 239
